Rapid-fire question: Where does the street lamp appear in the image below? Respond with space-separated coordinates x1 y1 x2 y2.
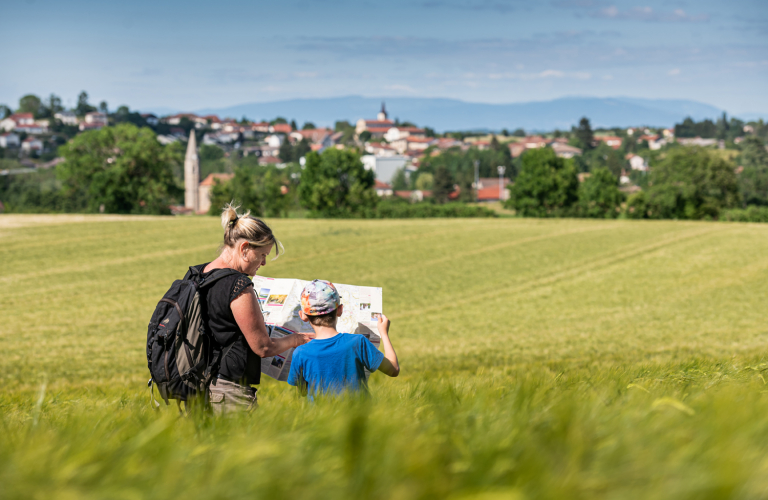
497 166 506 201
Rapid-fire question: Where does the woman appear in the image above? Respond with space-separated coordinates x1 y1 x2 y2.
188 203 309 414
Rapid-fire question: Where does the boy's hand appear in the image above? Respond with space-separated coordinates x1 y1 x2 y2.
377 313 391 335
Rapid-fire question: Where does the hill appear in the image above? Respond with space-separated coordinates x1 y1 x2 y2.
187 96 727 132
2 215 768 498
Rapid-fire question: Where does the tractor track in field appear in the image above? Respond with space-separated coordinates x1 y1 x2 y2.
391 225 728 320
0 244 218 285
361 222 628 278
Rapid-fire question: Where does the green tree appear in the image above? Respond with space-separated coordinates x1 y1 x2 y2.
415 172 434 191
643 147 740 219
38 94 63 119
359 131 372 143
576 168 624 218
260 169 292 217
512 128 525 137
391 168 409 190
0 104 10 118
18 94 42 116
208 165 262 217
200 144 225 162
57 123 181 214
278 139 293 163
507 148 579 217
574 117 594 150
99 101 109 114
432 165 455 203
295 138 311 162
738 136 768 206
76 91 96 116
302 122 316 130
290 119 297 131
298 149 377 217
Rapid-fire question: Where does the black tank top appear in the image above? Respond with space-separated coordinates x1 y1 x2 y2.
186 263 261 385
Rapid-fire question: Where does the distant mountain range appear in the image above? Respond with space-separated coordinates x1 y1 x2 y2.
145 96 762 132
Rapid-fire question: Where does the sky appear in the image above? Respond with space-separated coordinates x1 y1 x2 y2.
1 0 766 115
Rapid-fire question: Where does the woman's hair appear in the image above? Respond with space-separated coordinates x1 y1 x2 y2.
220 202 283 258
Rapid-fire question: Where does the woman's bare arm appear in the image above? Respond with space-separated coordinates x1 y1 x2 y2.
231 287 308 357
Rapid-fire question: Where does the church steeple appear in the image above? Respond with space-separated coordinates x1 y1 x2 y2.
184 130 199 213
377 101 388 121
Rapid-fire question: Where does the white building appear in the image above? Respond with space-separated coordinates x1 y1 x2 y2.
21 137 43 153
0 133 20 148
551 143 582 159
361 155 409 184
55 111 79 126
677 137 718 147
141 113 159 126
85 112 108 126
626 154 649 171
0 113 35 132
384 126 426 143
266 134 284 148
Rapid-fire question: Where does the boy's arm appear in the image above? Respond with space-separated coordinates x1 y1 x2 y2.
375 314 399 377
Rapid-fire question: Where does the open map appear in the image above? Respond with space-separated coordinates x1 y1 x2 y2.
252 276 383 382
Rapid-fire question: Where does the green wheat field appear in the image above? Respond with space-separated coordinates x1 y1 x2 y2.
2 214 768 499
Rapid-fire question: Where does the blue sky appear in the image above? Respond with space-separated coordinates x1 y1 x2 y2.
1 0 766 114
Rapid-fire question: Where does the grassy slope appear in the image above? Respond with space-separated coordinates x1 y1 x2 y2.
1 215 768 499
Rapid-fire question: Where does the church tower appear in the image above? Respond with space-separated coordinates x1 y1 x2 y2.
377 101 388 121
184 130 199 213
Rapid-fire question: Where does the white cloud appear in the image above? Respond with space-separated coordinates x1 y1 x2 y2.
384 84 417 93
668 68 681 76
591 5 709 22
539 69 565 78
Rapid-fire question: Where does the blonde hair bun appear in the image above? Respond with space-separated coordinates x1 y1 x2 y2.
220 202 283 259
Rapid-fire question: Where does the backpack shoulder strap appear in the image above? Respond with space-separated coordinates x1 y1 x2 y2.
185 265 202 281
198 268 242 289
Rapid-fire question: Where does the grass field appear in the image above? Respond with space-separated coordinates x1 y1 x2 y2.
2 214 768 499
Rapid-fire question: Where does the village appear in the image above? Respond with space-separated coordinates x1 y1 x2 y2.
3 98 754 216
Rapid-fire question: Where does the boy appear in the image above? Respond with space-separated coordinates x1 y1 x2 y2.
287 279 399 399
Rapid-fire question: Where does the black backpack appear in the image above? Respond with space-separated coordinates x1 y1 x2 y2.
146 266 240 407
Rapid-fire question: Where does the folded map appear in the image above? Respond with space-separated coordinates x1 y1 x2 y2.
252 276 383 381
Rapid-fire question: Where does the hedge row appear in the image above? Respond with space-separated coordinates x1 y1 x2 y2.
361 200 497 218
719 206 768 223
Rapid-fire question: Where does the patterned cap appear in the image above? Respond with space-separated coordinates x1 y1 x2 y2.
300 279 340 316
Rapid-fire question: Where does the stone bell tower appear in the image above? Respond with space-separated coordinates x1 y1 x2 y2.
184 130 199 212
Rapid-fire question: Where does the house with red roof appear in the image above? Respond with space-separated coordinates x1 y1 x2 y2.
270 123 293 134
0 113 35 132
374 180 393 197
595 136 623 149
251 122 270 133
290 128 334 145
476 178 510 202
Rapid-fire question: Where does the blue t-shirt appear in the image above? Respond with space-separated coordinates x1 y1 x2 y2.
287 333 384 399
